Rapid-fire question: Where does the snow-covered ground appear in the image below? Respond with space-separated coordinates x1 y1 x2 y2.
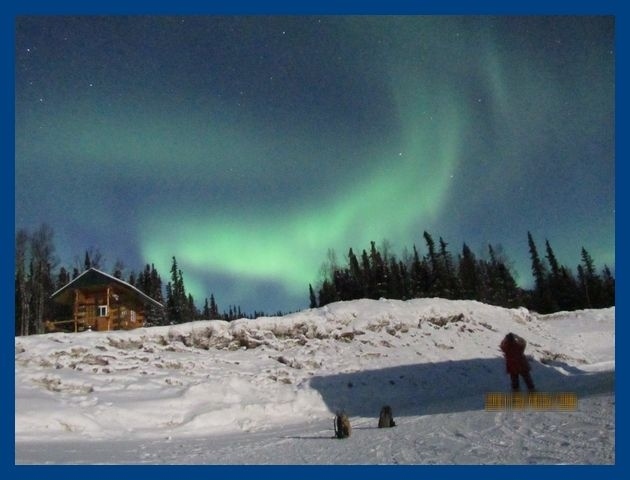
15 298 615 464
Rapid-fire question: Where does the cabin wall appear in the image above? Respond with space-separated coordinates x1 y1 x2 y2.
72 285 145 331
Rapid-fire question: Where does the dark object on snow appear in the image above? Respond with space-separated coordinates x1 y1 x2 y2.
500 332 535 391
378 405 396 428
334 412 351 438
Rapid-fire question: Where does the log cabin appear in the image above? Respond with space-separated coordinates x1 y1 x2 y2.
48 267 163 332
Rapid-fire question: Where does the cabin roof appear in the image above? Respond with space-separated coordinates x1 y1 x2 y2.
50 268 163 308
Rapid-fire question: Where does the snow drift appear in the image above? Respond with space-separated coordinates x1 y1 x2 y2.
15 298 615 464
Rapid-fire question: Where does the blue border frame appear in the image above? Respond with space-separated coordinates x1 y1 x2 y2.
4 1 626 478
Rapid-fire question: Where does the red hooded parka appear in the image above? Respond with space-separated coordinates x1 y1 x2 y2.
500 333 531 375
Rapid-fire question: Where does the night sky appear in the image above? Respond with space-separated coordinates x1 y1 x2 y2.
15 16 615 314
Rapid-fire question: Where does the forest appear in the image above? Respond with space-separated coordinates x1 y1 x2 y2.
14 224 252 336
15 224 614 336
310 231 614 314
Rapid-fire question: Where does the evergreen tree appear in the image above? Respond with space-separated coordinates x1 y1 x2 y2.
559 265 580 310
347 248 365 299
81 247 103 271
333 268 352 301
409 245 428 297
438 237 460 299
578 247 601 308
486 244 521 307
209 294 219 319
165 282 174 324
544 240 562 311
459 243 478 300
318 279 338 307
544 240 582 310
399 260 410 300
149 264 166 324
187 293 198 320
495 262 521 307
52 267 72 320
203 297 211 318
360 249 374 299
136 263 166 326
308 231 612 315
527 232 553 313
112 260 125 279
423 231 439 295
388 257 403 299
601 265 615 307
166 256 189 324
369 241 388 299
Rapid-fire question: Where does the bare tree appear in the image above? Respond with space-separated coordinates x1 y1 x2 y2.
15 229 30 336
29 224 57 335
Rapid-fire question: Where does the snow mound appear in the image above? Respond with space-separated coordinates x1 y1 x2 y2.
15 298 614 446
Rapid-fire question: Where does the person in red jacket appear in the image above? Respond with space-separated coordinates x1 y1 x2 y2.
500 332 535 391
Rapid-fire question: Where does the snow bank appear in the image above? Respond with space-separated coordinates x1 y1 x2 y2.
15 299 614 447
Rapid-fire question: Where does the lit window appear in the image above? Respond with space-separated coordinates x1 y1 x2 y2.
97 305 108 317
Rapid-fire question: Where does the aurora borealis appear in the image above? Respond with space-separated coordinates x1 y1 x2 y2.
15 16 614 313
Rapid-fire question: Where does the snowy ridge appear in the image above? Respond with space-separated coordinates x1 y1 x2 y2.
15 298 615 464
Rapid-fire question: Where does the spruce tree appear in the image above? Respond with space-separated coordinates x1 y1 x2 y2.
423 231 443 296
203 298 211 318
136 263 166 326
360 249 374 298
347 248 365 299
388 257 403 299
459 243 478 300
369 241 388 299
166 256 189 324
187 293 197 320
112 260 125 279
209 294 219 319
409 245 424 297
438 237 459 299
318 279 338 307
601 265 615 307
579 247 601 308
84 250 91 271
527 232 552 313
398 260 410 300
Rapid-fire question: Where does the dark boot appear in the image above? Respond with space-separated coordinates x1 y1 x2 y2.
510 373 520 391
522 371 535 391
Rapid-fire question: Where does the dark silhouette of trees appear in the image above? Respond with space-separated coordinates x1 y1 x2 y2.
166 256 190 324
526 232 554 313
311 231 614 314
458 243 478 300
136 264 166 326
15 229 30 336
309 284 317 308
14 224 57 335
12 223 616 337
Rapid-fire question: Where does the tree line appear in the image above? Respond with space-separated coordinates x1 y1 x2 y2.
310 231 614 314
14 224 265 336
14 224 615 336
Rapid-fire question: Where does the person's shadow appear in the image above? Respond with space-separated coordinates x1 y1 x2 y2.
308 357 614 418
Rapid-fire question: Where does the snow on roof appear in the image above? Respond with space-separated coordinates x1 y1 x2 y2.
50 267 163 308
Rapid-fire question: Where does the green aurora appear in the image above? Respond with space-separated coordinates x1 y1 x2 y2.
15 16 614 312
